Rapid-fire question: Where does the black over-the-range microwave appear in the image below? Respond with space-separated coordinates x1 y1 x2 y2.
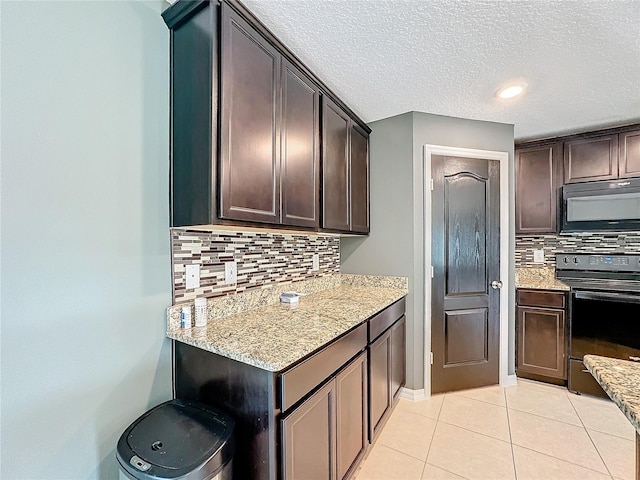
562 177 640 232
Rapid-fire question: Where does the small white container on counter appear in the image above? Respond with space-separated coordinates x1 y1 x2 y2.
181 306 192 329
194 297 207 327
280 292 300 304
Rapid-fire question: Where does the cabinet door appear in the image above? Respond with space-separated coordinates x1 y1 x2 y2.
390 316 406 401
282 380 336 480
564 134 618 183
368 329 391 441
281 60 320 228
517 306 566 379
220 5 280 224
515 143 562 234
619 129 640 179
322 97 350 231
336 352 367 480
350 124 369 233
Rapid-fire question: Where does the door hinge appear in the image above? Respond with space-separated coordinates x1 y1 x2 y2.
431 266 434 278
430 352 434 365
430 178 434 191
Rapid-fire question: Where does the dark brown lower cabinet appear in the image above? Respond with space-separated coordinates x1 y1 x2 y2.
390 317 406 400
281 380 335 480
336 353 368 480
516 289 567 382
369 315 406 441
369 328 391 440
174 297 406 480
281 351 367 480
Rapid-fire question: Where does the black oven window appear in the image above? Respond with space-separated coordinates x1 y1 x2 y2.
571 293 640 360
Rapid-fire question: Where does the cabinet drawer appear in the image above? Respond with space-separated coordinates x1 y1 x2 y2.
279 323 367 412
368 298 405 342
517 289 565 309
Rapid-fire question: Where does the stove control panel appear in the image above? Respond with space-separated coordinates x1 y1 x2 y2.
556 254 640 272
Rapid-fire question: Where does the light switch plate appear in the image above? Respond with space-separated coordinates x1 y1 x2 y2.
533 249 545 264
185 264 200 289
224 261 237 285
312 253 319 271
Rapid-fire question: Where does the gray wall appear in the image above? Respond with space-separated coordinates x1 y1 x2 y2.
1 2 172 478
341 112 418 386
342 112 515 391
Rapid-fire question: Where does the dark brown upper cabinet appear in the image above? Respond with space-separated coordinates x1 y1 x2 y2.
167 1 219 228
163 0 369 232
322 98 350 232
220 6 320 228
620 129 640 178
515 124 640 235
564 134 618 183
281 60 320 228
220 6 281 224
563 127 640 184
350 124 370 233
515 142 562 234
322 97 370 234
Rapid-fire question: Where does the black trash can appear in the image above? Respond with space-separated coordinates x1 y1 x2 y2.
117 399 234 480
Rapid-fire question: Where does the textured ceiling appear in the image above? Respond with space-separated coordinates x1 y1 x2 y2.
241 0 640 141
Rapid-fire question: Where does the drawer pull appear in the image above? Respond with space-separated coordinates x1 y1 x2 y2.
629 356 640 362
582 369 590 373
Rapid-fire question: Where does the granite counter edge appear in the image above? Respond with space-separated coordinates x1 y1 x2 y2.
168 289 407 373
583 355 640 435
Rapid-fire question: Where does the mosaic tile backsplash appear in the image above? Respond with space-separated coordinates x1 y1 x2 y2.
516 232 640 267
171 228 340 303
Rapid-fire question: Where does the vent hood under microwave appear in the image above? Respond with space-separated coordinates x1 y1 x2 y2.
562 178 640 233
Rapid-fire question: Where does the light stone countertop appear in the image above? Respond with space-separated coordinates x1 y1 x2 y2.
168 277 407 372
584 355 640 435
515 267 570 291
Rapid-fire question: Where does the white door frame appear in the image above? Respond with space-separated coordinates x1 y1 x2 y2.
423 144 516 398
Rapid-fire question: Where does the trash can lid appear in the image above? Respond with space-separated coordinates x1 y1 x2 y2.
117 399 234 480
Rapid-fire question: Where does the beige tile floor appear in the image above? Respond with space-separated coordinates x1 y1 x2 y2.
353 378 637 480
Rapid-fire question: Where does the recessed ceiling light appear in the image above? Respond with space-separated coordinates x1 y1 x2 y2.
496 82 527 99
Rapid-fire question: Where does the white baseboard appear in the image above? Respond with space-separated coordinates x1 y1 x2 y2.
401 375 517 401
500 374 518 387
398 387 428 401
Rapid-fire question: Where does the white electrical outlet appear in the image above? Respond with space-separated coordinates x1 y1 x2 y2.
185 264 200 289
312 253 320 271
533 249 545 264
224 261 237 284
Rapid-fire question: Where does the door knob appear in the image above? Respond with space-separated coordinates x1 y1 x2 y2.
491 280 503 290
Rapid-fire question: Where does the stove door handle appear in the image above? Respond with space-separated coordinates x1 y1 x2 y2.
574 291 640 304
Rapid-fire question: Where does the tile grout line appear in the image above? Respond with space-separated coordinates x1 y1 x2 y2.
511 383 616 476
449 391 508 408
505 387 518 480
435 417 512 444
566 390 615 478
372 398 445 474
420 393 453 472
419 392 448 478
565 391 636 442
424 462 471 480
378 443 427 464
506 404 587 428
514 443 617 479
